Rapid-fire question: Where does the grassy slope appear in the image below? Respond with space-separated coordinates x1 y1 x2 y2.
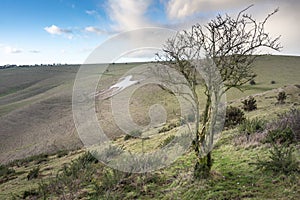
0 85 299 199
0 55 299 199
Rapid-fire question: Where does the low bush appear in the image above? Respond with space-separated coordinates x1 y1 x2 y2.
249 79 256 85
159 135 176 148
0 165 15 177
225 106 245 128
277 91 287 104
124 130 142 140
22 189 39 199
56 150 69 158
252 142 299 175
8 153 49 167
97 145 123 163
158 121 181 133
264 108 300 144
27 166 40 180
37 151 99 199
264 127 295 145
239 118 266 135
242 96 257 111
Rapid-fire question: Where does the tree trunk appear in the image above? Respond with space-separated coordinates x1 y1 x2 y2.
193 92 213 179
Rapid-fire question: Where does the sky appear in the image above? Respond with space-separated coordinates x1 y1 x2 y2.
0 0 299 65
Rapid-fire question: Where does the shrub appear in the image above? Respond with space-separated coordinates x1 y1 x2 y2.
8 153 49 167
22 189 39 199
239 118 266 135
37 152 98 199
264 127 295 145
77 151 99 167
97 145 123 163
242 96 257 111
0 165 15 177
265 108 300 143
187 113 196 122
252 142 299 175
27 166 40 180
249 79 256 85
277 91 287 104
124 130 142 140
225 106 245 128
158 121 181 133
56 150 69 158
159 135 176 148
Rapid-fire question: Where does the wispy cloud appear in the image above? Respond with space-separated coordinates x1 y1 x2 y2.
86 10 98 16
29 50 40 53
44 25 72 35
85 26 105 35
4 46 22 54
106 0 153 31
165 0 259 19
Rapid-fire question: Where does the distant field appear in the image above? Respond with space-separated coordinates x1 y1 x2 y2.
0 55 299 164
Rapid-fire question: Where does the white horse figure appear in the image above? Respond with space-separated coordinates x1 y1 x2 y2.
95 75 140 99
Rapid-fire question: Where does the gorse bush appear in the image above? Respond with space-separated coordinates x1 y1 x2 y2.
124 129 142 140
158 121 180 133
249 79 256 85
242 96 257 111
159 135 175 148
0 165 15 177
239 118 266 135
265 108 300 144
27 166 40 180
225 106 245 128
277 91 287 104
97 145 123 163
36 152 98 199
8 153 49 167
264 127 295 145
56 150 69 158
252 142 299 175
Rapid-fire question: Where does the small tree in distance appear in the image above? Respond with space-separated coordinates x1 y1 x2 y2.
156 5 281 179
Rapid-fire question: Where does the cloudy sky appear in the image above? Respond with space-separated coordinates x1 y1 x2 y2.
0 0 299 65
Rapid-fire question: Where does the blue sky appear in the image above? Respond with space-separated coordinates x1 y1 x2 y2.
0 0 299 65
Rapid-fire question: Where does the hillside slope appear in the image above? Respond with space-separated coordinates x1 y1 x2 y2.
0 83 299 199
0 55 299 164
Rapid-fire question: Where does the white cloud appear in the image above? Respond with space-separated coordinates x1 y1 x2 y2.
85 26 105 35
44 25 72 35
165 0 277 19
4 46 22 54
86 10 98 16
164 0 300 55
29 50 40 53
107 0 153 31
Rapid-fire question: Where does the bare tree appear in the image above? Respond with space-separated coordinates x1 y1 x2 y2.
156 5 281 179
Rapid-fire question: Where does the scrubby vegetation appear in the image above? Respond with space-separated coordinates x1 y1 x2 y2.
159 135 176 148
225 106 245 127
27 166 40 180
249 79 256 85
124 130 142 141
242 96 257 111
253 142 299 175
277 91 287 104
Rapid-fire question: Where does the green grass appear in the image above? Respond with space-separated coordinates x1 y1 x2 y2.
0 56 299 199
